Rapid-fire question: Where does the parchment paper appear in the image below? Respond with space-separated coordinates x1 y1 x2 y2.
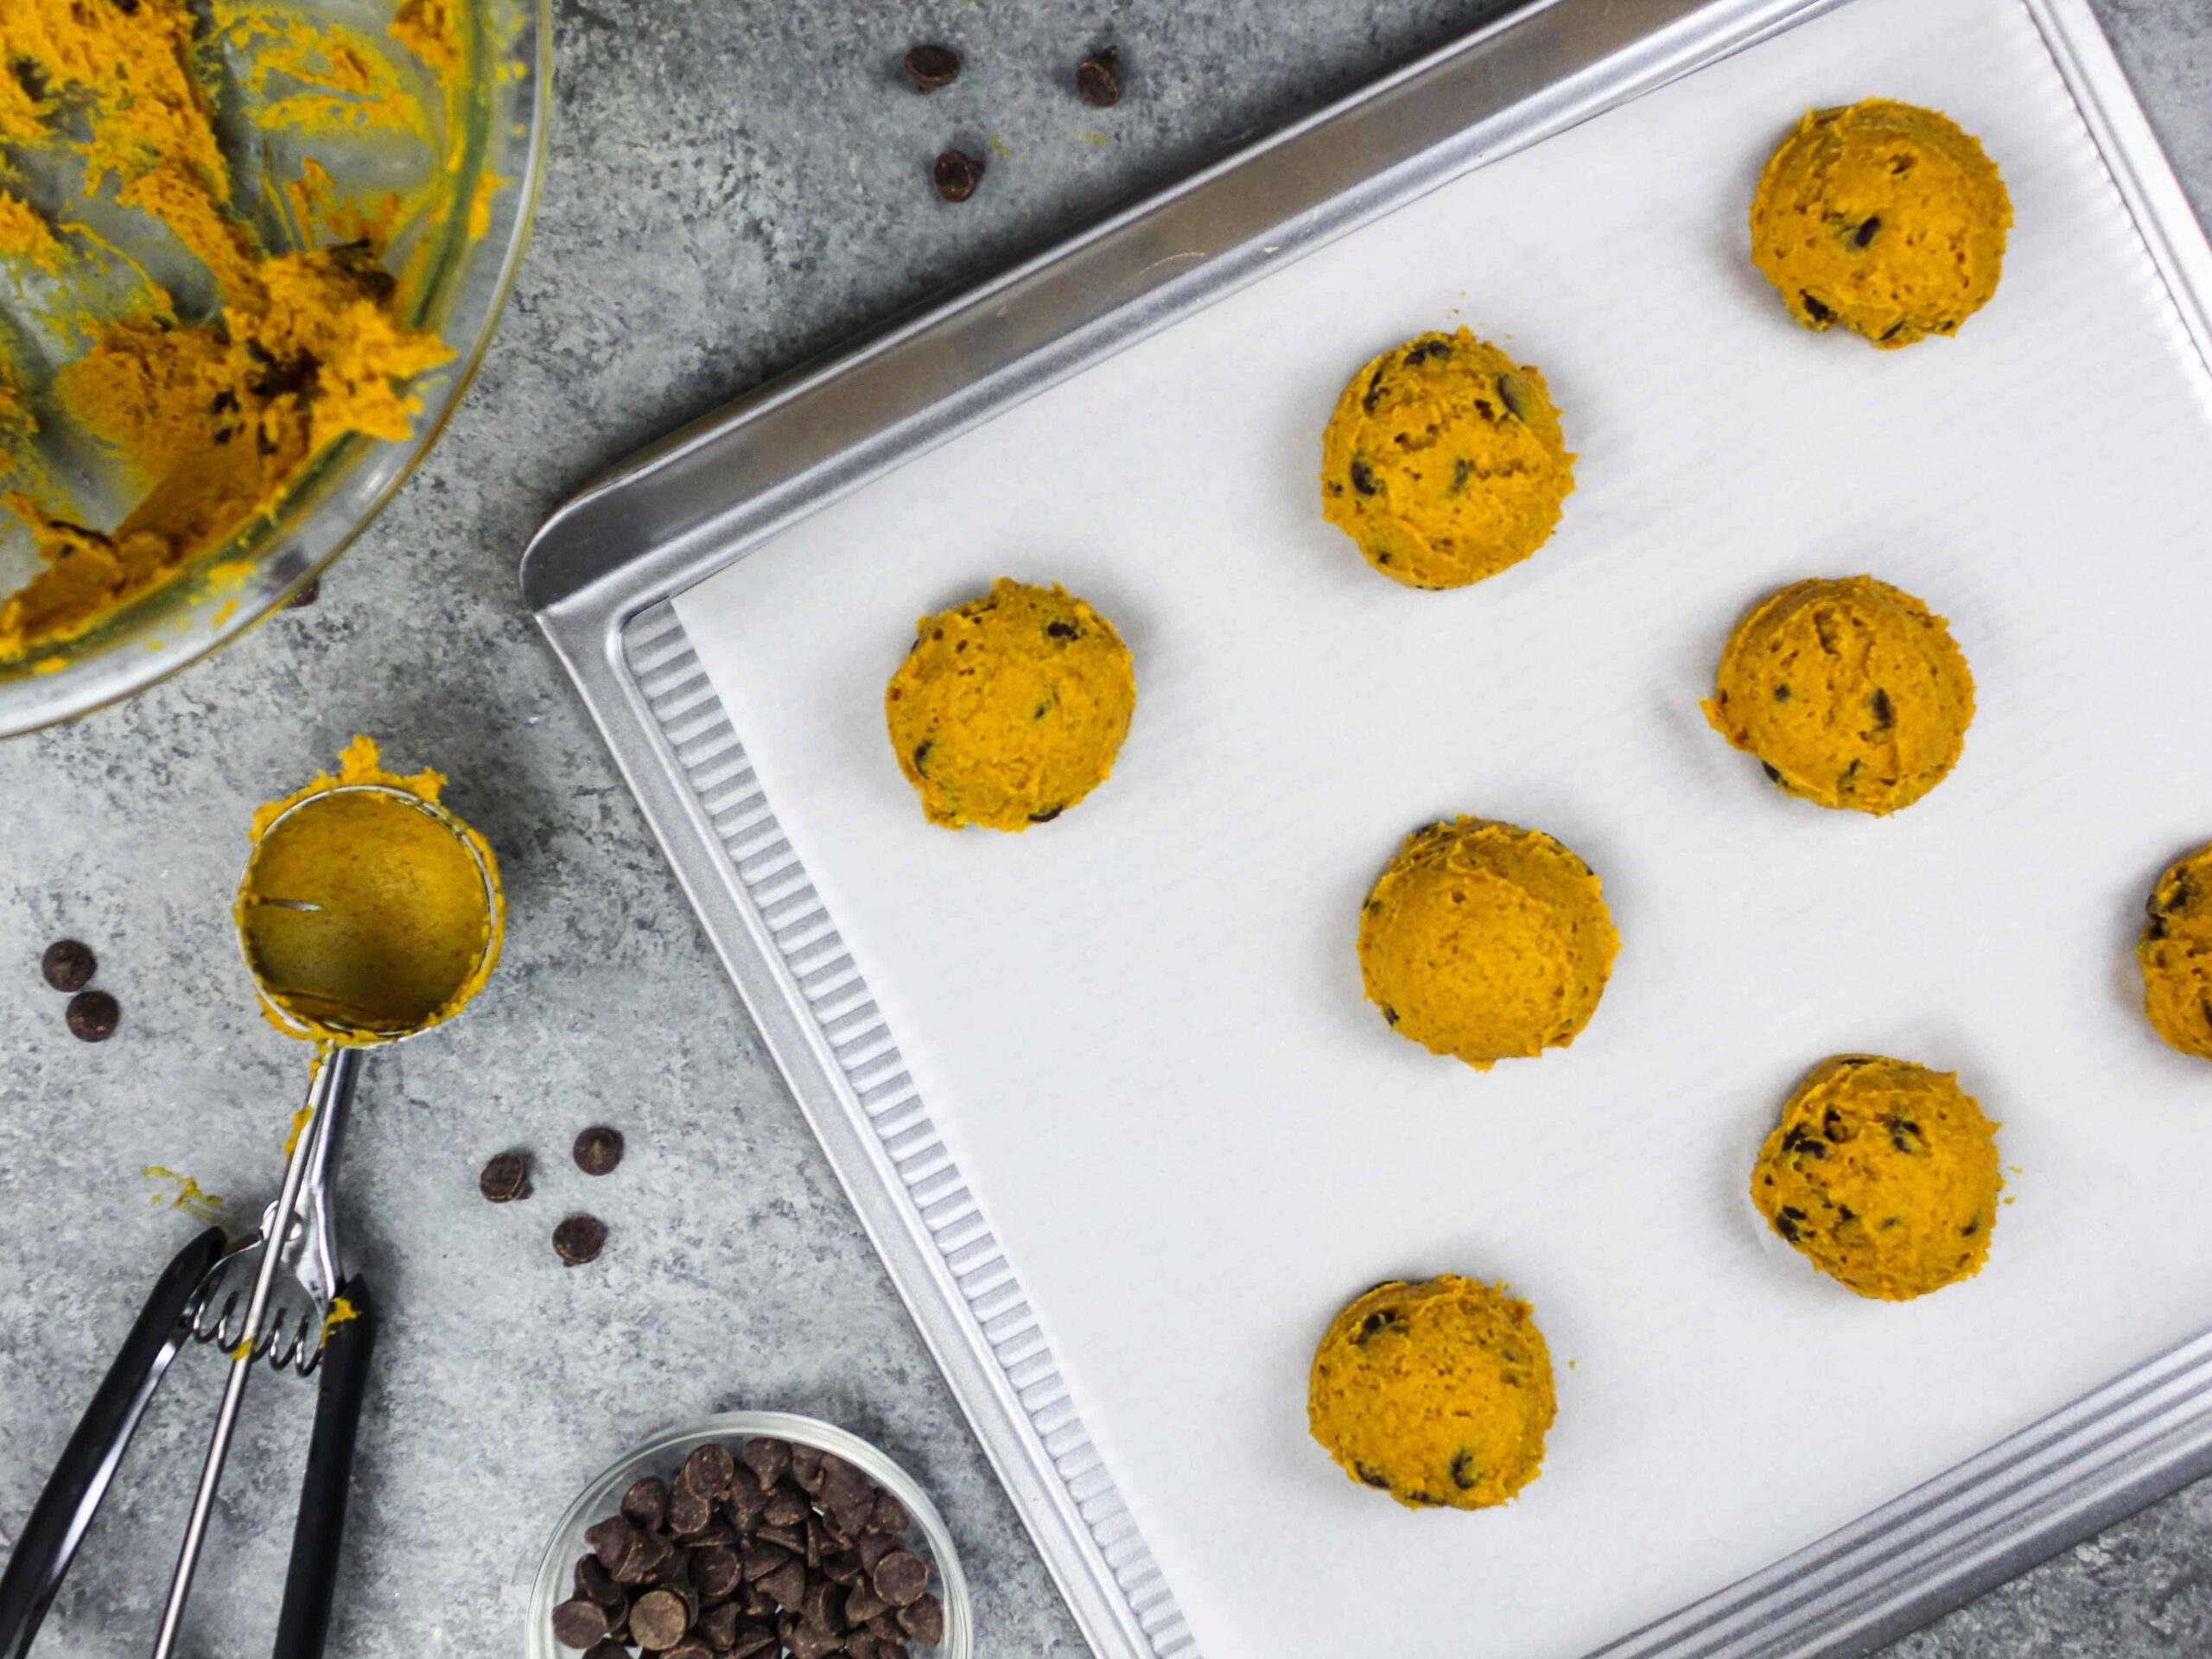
676 0 2212 1650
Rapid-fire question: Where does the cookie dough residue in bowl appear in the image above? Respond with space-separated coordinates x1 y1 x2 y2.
2139 842 2212 1062
0 0 480 659
885 577 1136 832
1703 575 1974 816
1308 1274 1556 1510
1320 327 1575 590
1357 816 1619 1071
1750 99 2012 349
1751 1055 2002 1301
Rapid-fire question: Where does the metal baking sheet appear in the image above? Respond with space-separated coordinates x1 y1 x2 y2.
523 2 2212 1656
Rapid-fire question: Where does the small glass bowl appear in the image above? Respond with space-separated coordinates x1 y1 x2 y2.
527 1411 974 1659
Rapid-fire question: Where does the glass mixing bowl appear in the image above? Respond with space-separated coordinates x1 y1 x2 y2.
0 0 550 735
527 1412 975 1659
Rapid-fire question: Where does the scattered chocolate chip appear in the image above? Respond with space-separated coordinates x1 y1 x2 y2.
1026 805 1063 823
1761 761 1783 785
1495 371 1532 421
554 1213 607 1266
1044 619 1077 639
1449 1450 1480 1491
1349 459 1378 496
1800 290 1834 323
903 43 961 92
287 576 321 609
1879 320 1907 341
66 989 118 1043
1355 1307 1401 1344
1774 1205 1807 1243
41 939 95 993
932 149 983 203
1870 688 1894 731
1448 456 1471 495
1362 366 1389 411
909 741 931 777
573 1125 625 1176
479 1150 531 1204
629 1586 690 1650
1075 48 1121 108
899 1593 944 1645
1853 215 1881 248
871 1551 929 1608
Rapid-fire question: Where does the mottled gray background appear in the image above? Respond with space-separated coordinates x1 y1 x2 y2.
2 1 2209 1656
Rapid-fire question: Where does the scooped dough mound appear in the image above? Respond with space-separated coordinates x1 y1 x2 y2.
1307 1275 1556 1510
2139 842 2212 1061
1357 817 1619 1070
1319 327 1575 589
1750 99 2012 349
1703 575 1974 815
1751 1055 2001 1301
885 577 1136 832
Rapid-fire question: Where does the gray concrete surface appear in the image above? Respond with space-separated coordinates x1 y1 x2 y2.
2 0 2209 1655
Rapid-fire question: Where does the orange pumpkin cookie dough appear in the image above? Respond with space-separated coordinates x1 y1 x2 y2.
1307 1275 1556 1510
1357 817 1619 1071
1750 99 2012 349
1751 1056 2001 1301
0 0 470 660
885 578 1136 832
2139 842 2212 1061
1704 575 1974 815
1319 327 1574 590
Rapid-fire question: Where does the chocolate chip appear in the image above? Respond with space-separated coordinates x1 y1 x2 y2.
1800 290 1834 323
1363 366 1388 412
696 1602 741 1648
801 1578 842 1632
932 149 983 203
66 989 118 1042
1822 1106 1853 1143
741 1541 791 1583
1349 459 1378 496
1044 619 1077 639
1889 1115 1923 1154
1355 1307 1401 1344
553 1597 612 1648
762 1558 809 1610
1854 215 1881 247
664 1643 714 1659
1761 761 1783 785
1774 1205 1807 1243
479 1150 531 1203
580 1643 630 1659
1027 805 1063 823
910 741 931 776
681 1442 736 1500
629 1586 690 1649
574 1125 625 1176
1449 1450 1480 1490
726 1464 769 1527
871 1551 929 1607
1870 688 1894 731
1879 320 1907 341
691 1542 741 1600
791 1623 842 1659
576 1552 626 1612
732 1626 779 1659
588 1515 640 1571
1075 48 1121 107
622 1476 670 1530
1773 683 1792 703
903 43 961 92
41 939 95 992
1448 456 1471 495
745 1438 793 1489
899 1592 944 1645
1962 1217 1980 1236
825 1549 865 1586
1495 371 1532 421
555 1213 607 1266
868 1490 910 1535
856 1531 898 1573
847 1580 889 1625
287 576 321 609
668 1484 713 1535
757 1522 805 1554
764 1487 809 1529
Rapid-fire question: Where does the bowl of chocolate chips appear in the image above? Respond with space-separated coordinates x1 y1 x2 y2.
530 1412 970 1659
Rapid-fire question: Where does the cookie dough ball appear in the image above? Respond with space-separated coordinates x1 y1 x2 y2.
885 578 1135 831
1320 327 1575 589
1751 99 2012 349
1357 817 1619 1070
1703 575 1974 815
1751 1056 2002 1301
2139 842 2212 1060
1307 1275 1556 1510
